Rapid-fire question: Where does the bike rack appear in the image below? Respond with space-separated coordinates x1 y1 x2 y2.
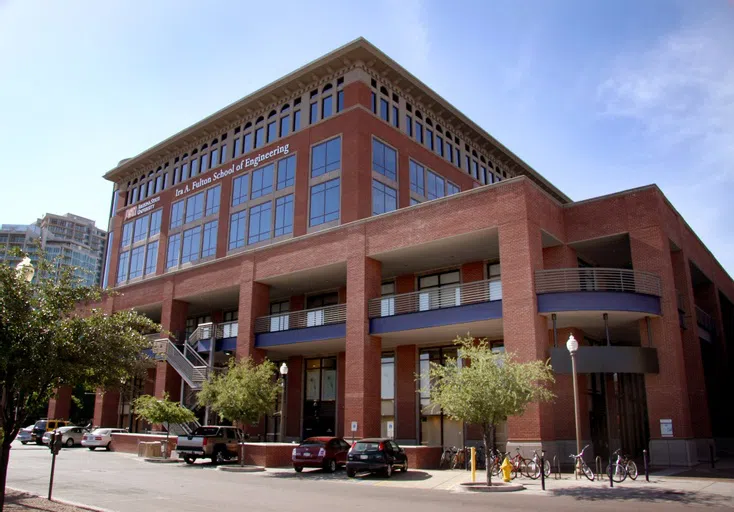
552 455 561 480
595 456 603 479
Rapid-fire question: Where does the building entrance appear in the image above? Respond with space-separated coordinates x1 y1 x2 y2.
303 357 337 438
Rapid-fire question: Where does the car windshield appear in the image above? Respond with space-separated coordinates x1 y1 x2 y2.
57 427 73 432
352 442 381 453
92 429 110 435
193 427 219 436
300 439 326 447
34 421 47 429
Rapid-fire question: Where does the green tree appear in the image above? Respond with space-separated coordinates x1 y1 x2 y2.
132 393 196 455
0 253 159 510
198 358 281 464
422 335 555 486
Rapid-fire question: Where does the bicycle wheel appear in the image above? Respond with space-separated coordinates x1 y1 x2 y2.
525 459 541 480
626 461 638 480
581 462 595 481
543 459 551 478
440 451 451 470
490 457 501 477
607 463 627 483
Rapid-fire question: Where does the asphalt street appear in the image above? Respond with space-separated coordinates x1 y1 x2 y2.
6 442 733 511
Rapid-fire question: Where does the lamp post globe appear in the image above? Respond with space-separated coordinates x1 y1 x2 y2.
279 362 288 442
566 334 582 474
566 334 578 354
280 362 288 376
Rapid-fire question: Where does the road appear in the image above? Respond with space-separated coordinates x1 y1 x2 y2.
6 442 732 511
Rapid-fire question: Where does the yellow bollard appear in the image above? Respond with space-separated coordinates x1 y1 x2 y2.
471 447 476 482
501 456 513 482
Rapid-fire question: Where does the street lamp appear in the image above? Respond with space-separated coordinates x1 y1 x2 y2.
566 334 581 475
279 363 288 443
15 257 35 282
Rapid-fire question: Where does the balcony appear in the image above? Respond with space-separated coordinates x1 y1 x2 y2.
254 303 347 348
535 268 662 315
695 306 716 342
191 321 239 353
369 279 502 336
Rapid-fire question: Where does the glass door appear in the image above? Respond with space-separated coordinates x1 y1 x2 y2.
302 357 337 438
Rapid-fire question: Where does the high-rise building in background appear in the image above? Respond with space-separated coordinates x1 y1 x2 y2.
0 213 107 286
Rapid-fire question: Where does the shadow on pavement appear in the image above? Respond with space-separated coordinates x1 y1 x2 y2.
265 469 432 482
551 486 731 506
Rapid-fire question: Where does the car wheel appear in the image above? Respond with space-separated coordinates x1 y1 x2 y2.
212 448 225 465
294 466 303 473
346 469 356 478
65 438 74 448
183 456 194 465
400 460 408 473
326 459 337 473
105 442 111 452
384 464 393 478
88 447 96 451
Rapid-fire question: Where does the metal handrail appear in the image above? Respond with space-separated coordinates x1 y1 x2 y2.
535 268 662 297
159 338 208 389
368 278 502 319
187 322 214 346
215 321 239 339
695 306 716 332
254 303 347 333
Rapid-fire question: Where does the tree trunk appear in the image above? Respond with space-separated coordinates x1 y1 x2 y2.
0 440 12 511
165 422 170 459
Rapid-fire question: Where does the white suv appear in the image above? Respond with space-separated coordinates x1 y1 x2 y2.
81 428 128 451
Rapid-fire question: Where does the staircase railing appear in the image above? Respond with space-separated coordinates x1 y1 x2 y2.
187 322 215 347
155 338 208 389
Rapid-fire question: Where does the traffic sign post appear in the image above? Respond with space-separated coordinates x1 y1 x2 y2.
48 431 63 500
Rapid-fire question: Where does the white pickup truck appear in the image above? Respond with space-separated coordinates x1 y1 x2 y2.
176 426 246 465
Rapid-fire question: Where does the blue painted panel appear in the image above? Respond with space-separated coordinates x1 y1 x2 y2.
255 323 346 348
370 300 502 334
537 291 661 315
197 337 237 353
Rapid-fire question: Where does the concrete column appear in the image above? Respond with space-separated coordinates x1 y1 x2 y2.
47 386 73 420
395 345 417 443
236 258 270 362
93 390 120 428
345 229 382 438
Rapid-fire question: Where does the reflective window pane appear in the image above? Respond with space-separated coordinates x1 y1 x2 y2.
277 155 296 189
232 175 249 206
274 194 294 236
251 163 274 199
248 202 271 244
309 178 340 226
228 211 247 250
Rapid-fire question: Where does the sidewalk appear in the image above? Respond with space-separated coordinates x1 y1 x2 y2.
4 489 97 512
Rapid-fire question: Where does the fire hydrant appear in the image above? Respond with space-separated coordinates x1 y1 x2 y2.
500 456 513 482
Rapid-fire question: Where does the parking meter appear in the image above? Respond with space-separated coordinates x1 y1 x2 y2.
51 431 63 455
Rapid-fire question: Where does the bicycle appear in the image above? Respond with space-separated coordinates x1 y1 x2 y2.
440 446 457 470
505 448 533 479
525 449 551 480
569 444 595 481
606 449 630 483
487 448 503 477
451 447 466 469
617 450 638 480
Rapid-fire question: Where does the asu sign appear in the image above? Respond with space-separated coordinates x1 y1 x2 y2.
125 196 160 220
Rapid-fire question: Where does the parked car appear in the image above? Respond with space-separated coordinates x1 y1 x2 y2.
176 426 245 465
31 419 69 445
81 428 128 451
16 425 35 445
41 426 89 447
346 438 408 478
292 437 350 473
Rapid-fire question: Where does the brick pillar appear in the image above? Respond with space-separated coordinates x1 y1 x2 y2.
395 274 414 294
395 345 417 443
290 294 305 312
460 261 484 282
345 230 382 438
542 245 577 269
93 390 120 428
236 258 270 362
337 352 346 438
286 356 303 439
155 292 187 400
499 218 552 449
47 386 73 419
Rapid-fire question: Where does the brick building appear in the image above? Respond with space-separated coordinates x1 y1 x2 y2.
48 38 734 467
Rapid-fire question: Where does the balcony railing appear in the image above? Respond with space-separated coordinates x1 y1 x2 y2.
535 268 662 297
216 320 239 339
368 279 502 318
695 306 716 333
254 303 347 334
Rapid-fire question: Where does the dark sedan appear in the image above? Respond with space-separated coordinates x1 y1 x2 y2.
346 438 408 478
292 437 350 473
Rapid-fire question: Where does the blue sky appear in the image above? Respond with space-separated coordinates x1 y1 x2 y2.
1 0 732 275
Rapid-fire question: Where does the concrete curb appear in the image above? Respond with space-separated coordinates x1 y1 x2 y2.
7 487 114 512
457 482 526 492
143 457 182 464
217 465 266 473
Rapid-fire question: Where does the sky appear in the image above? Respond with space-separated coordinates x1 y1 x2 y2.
1 0 732 276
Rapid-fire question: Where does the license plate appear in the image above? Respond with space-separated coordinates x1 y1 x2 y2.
360 454 368 460
303 452 311 457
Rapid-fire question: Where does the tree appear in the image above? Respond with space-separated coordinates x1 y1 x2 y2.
0 253 160 510
198 358 281 464
421 335 555 486
132 393 196 456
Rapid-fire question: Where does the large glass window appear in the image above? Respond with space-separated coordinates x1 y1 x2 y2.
436 135 444 157
170 200 184 228
233 137 242 157
372 180 397 216
415 122 423 143
406 115 412 136
426 129 434 150
121 222 133 247
420 347 463 446
447 182 460 195
132 215 148 244
311 137 341 178
254 127 264 148
410 161 425 196
248 202 271 244
181 226 201 263
274 194 294 236
392 106 399 128
293 110 301 132
212 147 220 166
337 90 344 112
310 178 340 226
243 132 253 153
117 250 129 283
150 210 162 236
379 98 389 122
322 95 333 119
144 241 158 275
372 139 397 181
381 353 395 438
251 163 274 199
181 162 190 182
185 192 204 224
309 102 318 124
205 185 220 216
267 121 277 143
426 170 445 200
232 174 249 206
128 246 145 279
228 211 247 250
280 115 290 137
277 155 296 189
201 221 217 258
488 262 502 300
190 157 199 177
166 234 181 269
200 153 209 173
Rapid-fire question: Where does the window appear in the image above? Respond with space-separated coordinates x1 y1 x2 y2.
436 135 444 157
270 301 290 331
310 102 318 124
232 174 249 206
217 146 225 165
426 129 434 150
248 202 271 244
322 95 333 119
185 192 204 224
254 126 264 148
415 122 423 143
132 215 149 243
372 180 397 216
274 194 294 236
228 211 247 250
371 92 376 113
293 110 301 132
372 139 397 181
337 90 344 112
201 221 217 258
181 226 201 263
310 179 340 226
131 186 138 204
129 246 145 279
117 251 129 283
480 166 487 185
410 197 421 205
381 353 395 437
205 185 220 216
406 115 412 136
166 234 181 268
456 149 461 168
379 98 389 122
392 106 399 128
244 132 253 153
251 163 274 199
277 155 296 189
488 262 502 300
154 175 162 193
200 152 209 173
190 157 199 177
267 121 277 143
280 115 290 137
121 222 133 247
181 162 190 182
471 160 478 180
170 200 184 228
447 182 460 195
409 161 425 196
446 143 453 163
426 170 445 200
233 137 242 157
144 241 158 275
311 137 341 177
